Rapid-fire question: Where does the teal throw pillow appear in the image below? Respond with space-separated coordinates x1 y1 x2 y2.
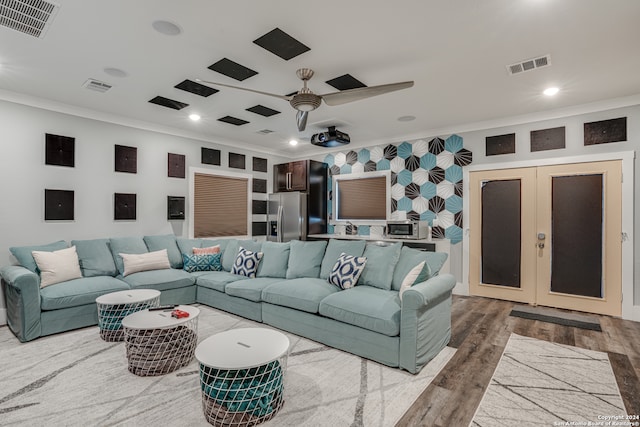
231 247 263 278
328 252 367 290
182 253 222 273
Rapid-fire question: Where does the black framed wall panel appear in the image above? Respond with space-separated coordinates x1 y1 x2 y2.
252 157 268 172
167 196 185 220
45 134 75 167
584 117 627 145
229 152 246 169
45 189 74 220
114 193 136 220
486 133 516 156
201 147 221 166
253 178 267 193
114 145 137 173
530 127 565 152
168 153 186 178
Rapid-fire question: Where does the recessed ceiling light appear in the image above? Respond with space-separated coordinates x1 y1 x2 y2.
397 115 416 122
152 20 182 36
189 114 201 122
103 67 128 78
543 87 559 96
289 139 298 146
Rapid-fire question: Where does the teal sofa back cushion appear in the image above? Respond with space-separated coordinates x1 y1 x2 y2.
320 239 366 280
222 239 262 272
10 240 68 273
71 238 118 277
109 237 148 275
144 235 182 269
391 247 448 291
257 241 290 278
286 240 327 279
358 242 402 290
176 238 202 255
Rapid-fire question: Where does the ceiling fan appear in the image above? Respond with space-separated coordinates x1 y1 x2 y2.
196 68 414 132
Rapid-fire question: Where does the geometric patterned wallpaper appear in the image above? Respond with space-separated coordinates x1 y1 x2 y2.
323 134 472 244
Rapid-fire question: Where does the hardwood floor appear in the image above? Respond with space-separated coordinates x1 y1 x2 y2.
397 295 640 426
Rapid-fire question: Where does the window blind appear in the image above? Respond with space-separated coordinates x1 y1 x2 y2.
337 176 387 220
194 173 248 237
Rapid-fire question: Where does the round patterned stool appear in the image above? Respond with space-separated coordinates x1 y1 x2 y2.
195 328 289 426
95 289 161 342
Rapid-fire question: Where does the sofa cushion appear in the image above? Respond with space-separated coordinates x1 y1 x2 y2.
182 253 222 272
121 249 171 276
40 276 130 311
319 286 401 337
144 235 183 269
221 240 237 272
286 240 327 279
231 247 263 278
32 246 82 288
121 268 195 292
196 271 249 292
262 278 339 313
319 239 366 279
72 238 118 277
109 237 148 275
391 247 447 291
176 237 202 255
10 240 68 273
358 243 402 290
328 253 367 290
257 242 290 278
225 277 283 302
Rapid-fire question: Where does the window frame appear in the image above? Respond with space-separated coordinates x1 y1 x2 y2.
331 170 391 226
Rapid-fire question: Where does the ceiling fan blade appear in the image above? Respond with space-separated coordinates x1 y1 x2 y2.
296 110 308 132
195 79 292 101
320 81 414 106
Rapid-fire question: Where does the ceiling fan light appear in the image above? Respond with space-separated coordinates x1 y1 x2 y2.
290 93 321 111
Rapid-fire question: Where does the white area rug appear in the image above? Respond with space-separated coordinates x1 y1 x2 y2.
471 334 626 427
0 305 455 426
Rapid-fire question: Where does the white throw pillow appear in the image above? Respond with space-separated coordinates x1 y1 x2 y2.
399 261 430 302
32 245 82 288
120 249 171 276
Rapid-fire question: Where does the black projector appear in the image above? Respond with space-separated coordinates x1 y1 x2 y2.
311 126 350 147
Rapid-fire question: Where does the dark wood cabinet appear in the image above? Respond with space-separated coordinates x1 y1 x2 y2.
274 160 309 192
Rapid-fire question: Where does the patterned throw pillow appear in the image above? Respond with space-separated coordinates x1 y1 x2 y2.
182 253 222 273
328 252 367 290
231 247 263 278
193 245 220 255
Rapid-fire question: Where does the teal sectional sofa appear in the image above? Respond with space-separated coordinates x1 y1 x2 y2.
0 235 455 374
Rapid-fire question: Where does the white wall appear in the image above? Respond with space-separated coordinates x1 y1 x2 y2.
0 100 288 320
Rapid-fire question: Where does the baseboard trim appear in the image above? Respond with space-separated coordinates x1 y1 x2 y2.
0 308 6 326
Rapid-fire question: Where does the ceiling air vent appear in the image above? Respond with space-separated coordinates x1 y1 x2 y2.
0 0 60 39
507 54 551 75
82 78 112 93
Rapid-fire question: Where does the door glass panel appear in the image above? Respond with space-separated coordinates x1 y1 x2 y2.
551 174 603 297
481 179 521 287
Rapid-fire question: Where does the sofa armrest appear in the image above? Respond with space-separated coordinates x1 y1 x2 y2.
402 273 456 310
1 265 42 342
399 273 455 374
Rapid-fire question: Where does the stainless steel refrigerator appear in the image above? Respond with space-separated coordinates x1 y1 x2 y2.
267 192 308 242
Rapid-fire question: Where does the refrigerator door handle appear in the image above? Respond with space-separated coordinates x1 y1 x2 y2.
277 205 284 242
286 172 291 190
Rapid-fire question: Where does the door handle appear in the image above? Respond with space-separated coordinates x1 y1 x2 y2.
286 172 291 190
537 232 545 249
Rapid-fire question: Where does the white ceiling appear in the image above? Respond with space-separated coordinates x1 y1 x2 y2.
1 0 639 157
